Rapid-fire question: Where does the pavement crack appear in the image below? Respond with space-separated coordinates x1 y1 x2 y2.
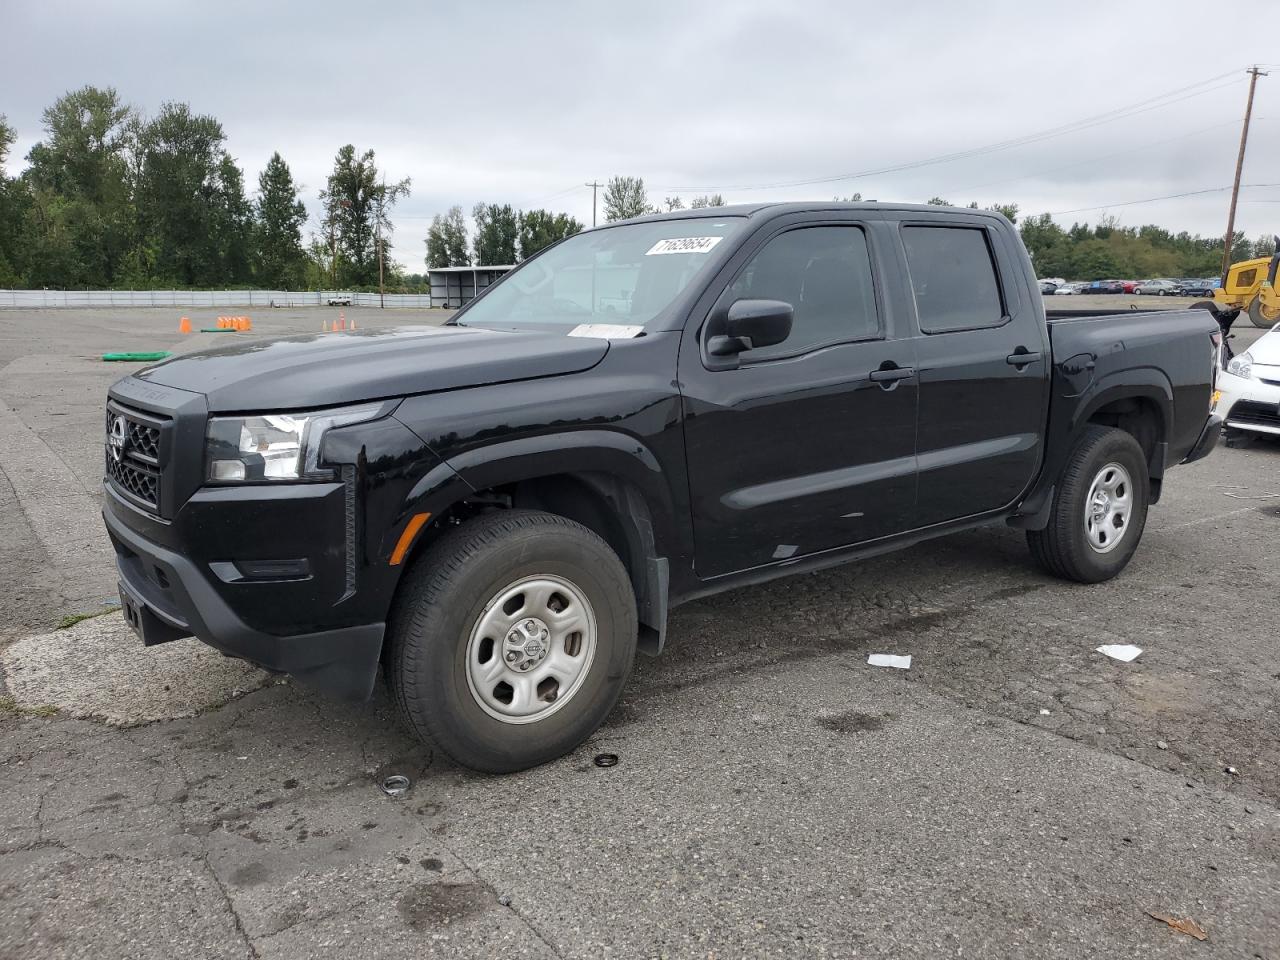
200 850 261 959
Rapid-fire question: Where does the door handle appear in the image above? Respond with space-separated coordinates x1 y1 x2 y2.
1006 350 1042 368
869 366 915 384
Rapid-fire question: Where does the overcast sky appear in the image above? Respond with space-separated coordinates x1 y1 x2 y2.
4 0 1278 270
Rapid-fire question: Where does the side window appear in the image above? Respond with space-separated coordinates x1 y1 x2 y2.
726 226 879 360
902 226 1005 333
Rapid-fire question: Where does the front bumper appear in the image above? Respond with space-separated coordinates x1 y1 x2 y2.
1217 366 1280 436
103 486 385 700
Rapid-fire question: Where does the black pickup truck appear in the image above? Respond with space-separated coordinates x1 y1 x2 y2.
103 203 1221 771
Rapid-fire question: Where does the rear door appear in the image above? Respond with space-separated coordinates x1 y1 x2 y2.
897 217 1051 527
678 215 919 579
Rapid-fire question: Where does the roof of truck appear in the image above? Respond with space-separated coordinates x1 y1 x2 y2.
609 201 1009 224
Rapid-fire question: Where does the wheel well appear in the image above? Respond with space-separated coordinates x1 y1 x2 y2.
395 472 666 654
1086 396 1165 500
1086 397 1163 466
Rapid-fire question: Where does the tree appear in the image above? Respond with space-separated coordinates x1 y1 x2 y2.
472 202 519 264
255 152 307 288
518 209 582 260
0 116 29 286
663 196 685 211
603 176 652 221
319 145 410 288
689 194 726 209
833 193 863 202
133 101 230 285
927 196 950 206
22 86 136 286
988 202 1018 224
426 206 469 267
209 153 253 284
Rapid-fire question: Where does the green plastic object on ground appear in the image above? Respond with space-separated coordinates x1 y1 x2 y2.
101 351 172 362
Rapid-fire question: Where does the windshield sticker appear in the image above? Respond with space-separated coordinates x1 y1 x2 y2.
645 236 724 256
567 324 645 340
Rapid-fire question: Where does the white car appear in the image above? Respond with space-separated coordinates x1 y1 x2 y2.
1218 324 1280 437
327 293 353 306
1053 283 1080 295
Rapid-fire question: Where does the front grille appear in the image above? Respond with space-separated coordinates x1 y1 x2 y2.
105 403 168 510
1226 399 1280 429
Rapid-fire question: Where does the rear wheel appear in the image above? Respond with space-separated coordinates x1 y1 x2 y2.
1027 426 1149 583
388 510 637 773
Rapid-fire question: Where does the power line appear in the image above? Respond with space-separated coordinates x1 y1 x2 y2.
1048 183 1280 216
942 117 1263 198
658 69 1247 193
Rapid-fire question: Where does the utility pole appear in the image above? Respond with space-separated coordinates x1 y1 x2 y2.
1222 66 1268 278
585 181 602 227
377 175 385 309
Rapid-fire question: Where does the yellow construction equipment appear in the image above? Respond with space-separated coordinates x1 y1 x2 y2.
1214 236 1280 328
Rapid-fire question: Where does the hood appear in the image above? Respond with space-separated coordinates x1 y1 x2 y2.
1248 328 1280 367
136 325 609 412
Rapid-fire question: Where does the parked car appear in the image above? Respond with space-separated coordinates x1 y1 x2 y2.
327 293 353 306
1038 279 1059 295
1121 280 1141 294
1180 279 1218 298
1217 317 1280 439
102 202 1221 772
1053 282 1082 295
1136 279 1181 296
1084 279 1125 294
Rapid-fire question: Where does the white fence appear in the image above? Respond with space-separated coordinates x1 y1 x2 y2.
0 289 439 309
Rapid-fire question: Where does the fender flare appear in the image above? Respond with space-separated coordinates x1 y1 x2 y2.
1013 370 1175 528
397 430 685 653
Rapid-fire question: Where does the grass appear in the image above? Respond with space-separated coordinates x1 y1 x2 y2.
0 696 58 718
56 607 116 630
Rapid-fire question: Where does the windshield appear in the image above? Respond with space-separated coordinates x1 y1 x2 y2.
457 217 745 329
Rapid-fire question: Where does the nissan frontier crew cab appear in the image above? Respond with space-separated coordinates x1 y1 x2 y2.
103 202 1223 772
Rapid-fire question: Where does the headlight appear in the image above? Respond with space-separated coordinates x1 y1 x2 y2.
206 402 389 482
1226 351 1253 380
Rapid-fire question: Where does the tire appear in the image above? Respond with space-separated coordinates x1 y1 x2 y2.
1248 298 1276 329
387 509 637 773
1026 426 1150 584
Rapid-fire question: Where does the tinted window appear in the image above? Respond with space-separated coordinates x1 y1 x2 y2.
902 226 1005 333
727 226 879 359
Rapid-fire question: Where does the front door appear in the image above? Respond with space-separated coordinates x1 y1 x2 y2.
679 220 919 580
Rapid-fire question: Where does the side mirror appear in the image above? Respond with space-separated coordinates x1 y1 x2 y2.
708 299 794 356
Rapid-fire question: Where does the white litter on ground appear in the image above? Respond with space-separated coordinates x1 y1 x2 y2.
1096 644 1143 662
867 654 912 669
1039 708 1052 715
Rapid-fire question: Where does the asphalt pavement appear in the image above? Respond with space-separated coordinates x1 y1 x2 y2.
1 303 1277 959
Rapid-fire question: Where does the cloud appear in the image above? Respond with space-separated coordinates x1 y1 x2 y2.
4 0 1277 269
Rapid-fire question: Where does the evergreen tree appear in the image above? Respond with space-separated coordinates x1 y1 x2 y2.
255 152 307 287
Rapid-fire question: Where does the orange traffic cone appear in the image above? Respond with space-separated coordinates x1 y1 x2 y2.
339 311 346 331
349 315 356 331
322 318 329 332
179 316 191 334
242 316 252 331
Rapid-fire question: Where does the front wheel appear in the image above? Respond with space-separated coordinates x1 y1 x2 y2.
1027 426 1150 583
387 510 637 773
